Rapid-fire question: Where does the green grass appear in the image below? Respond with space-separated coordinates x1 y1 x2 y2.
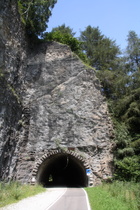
0 181 45 207
85 181 140 210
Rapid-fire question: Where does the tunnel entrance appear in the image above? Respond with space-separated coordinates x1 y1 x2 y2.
36 153 88 187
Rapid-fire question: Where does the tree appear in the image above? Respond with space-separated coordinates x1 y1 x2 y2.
51 24 76 37
114 31 140 134
126 30 140 71
97 31 140 129
79 25 120 70
18 0 57 36
97 65 125 102
94 30 140 180
79 26 103 68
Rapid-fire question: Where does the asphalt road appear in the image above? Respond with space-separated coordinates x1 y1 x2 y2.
47 188 91 210
0 188 91 210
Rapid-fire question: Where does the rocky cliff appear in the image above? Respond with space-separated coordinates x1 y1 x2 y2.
0 0 114 186
0 0 27 180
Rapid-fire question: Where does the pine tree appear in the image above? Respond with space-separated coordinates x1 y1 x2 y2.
79 25 120 70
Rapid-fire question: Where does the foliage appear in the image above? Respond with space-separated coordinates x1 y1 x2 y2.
97 57 131 99
131 136 140 154
18 0 57 36
115 156 140 181
85 181 140 210
112 91 140 134
79 25 120 70
51 24 76 36
126 30 140 71
0 181 45 207
94 30 140 181
109 119 140 181
44 31 81 51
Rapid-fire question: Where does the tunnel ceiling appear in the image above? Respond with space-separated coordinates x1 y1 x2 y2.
36 153 88 187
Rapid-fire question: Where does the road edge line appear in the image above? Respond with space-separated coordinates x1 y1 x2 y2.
82 188 91 210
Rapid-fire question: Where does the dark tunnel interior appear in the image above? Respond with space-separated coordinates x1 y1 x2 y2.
36 154 88 187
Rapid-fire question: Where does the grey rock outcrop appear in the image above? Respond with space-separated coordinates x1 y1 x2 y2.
0 0 114 186
0 0 26 180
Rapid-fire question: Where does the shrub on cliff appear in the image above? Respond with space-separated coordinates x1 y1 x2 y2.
43 31 90 64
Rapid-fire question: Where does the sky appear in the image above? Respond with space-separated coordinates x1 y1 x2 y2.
47 0 140 51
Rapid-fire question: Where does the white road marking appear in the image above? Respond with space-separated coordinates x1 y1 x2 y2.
46 188 67 210
82 188 91 210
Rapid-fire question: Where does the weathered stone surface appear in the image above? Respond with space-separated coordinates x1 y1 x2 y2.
0 0 26 180
0 0 114 186
15 42 113 185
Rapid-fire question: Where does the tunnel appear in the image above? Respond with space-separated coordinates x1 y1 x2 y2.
36 153 88 187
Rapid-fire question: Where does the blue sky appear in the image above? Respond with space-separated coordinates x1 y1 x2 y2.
47 0 140 51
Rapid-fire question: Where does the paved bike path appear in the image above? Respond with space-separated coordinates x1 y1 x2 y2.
0 188 91 210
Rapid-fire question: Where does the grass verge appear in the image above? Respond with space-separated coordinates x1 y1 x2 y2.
0 181 45 208
85 181 140 210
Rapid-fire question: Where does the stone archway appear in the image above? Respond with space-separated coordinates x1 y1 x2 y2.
31 150 92 187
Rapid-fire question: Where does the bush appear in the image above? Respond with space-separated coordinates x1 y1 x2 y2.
117 148 134 158
115 156 140 181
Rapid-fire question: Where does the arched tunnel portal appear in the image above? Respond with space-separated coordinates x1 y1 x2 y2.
35 153 88 187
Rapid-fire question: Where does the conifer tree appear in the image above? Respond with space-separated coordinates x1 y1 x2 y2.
79 25 120 70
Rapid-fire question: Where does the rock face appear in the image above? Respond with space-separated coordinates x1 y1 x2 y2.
0 0 26 181
0 0 114 186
